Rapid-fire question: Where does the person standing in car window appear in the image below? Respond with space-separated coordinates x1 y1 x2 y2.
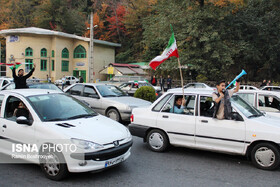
12 63 36 89
212 80 240 120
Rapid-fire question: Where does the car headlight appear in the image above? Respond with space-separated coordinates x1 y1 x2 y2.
71 138 104 151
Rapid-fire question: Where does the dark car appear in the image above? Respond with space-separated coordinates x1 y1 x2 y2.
0 82 62 92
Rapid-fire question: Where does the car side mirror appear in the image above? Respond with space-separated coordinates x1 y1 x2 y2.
16 116 31 125
231 112 243 121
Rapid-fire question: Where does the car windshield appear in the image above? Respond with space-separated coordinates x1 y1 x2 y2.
29 84 62 91
96 85 128 97
28 94 97 121
2 83 62 92
231 95 263 118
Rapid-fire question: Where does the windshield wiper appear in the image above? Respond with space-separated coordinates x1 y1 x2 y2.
248 114 262 118
118 95 128 97
66 114 96 120
103 95 117 97
46 118 66 122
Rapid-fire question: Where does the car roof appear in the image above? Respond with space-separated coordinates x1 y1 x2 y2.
261 86 280 88
70 83 113 86
0 89 62 97
238 90 280 95
167 89 214 95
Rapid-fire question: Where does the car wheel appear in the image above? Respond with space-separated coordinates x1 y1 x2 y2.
147 129 169 152
106 108 121 122
251 142 280 170
39 145 69 181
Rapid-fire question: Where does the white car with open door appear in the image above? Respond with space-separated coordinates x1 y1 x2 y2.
129 90 280 170
0 89 132 180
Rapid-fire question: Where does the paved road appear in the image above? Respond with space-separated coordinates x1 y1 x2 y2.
0 136 280 187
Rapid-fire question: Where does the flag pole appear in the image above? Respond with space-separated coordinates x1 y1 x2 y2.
177 57 184 96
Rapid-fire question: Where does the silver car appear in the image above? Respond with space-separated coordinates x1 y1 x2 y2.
64 83 152 122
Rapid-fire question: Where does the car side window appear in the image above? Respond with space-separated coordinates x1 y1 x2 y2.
153 94 172 112
3 83 15 90
119 83 130 89
67 85 83 96
161 95 195 115
4 96 32 121
199 96 215 117
258 95 280 112
238 93 254 106
83 86 98 97
132 83 139 88
3 80 9 86
161 96 175 113
0 94 4 111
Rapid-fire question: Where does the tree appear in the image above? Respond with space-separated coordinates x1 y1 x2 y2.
34 0 87 35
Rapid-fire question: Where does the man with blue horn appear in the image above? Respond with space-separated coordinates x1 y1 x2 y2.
212 70 247 120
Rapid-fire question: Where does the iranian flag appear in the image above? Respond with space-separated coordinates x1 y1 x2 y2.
149 25 179 70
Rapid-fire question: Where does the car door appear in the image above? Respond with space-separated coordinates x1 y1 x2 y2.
0 95 36 158
156 94 197 147
195 95 246 154
80 85 104 115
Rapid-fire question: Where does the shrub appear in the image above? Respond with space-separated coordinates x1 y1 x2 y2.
134 86 156 102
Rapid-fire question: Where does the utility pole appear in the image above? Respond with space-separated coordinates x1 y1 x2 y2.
88 11 95 83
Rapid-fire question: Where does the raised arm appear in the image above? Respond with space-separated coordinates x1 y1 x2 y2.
12 64 17 79
233 80 240 93
24 64 36 79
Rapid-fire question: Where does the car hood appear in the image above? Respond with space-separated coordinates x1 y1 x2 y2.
105 96 152 107
250 115 280 128
48 115 130 144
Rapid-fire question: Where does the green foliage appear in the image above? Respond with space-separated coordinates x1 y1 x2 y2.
134 86 156 102
34 0 87 35
196 74 208 82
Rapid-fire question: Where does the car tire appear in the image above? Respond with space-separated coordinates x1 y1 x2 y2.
39 144 69 181
106 108 121 122
251 142 280 170
147 129 169 152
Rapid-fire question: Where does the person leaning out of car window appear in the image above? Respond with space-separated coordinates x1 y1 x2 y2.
12 62 36 89
170 96 186 114
212 79 240 120
13 101 29 119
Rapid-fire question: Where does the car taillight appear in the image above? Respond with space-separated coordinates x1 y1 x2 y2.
130 114 134 122
155 93 158 96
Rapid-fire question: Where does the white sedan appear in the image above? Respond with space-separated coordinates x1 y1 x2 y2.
0 89 132 180
54 76 79 86
129 90 280 170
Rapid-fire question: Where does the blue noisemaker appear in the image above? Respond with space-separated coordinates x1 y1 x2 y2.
226 69 247 89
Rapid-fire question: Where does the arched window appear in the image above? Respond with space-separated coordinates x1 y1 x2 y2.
62 48 69 58
41 48 47 57
74 45 86 58
25 47 33 57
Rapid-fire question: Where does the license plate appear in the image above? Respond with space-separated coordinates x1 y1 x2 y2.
105 156 125 168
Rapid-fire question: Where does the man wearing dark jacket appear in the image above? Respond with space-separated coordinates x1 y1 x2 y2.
12 63 36 89
212 80 240 120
